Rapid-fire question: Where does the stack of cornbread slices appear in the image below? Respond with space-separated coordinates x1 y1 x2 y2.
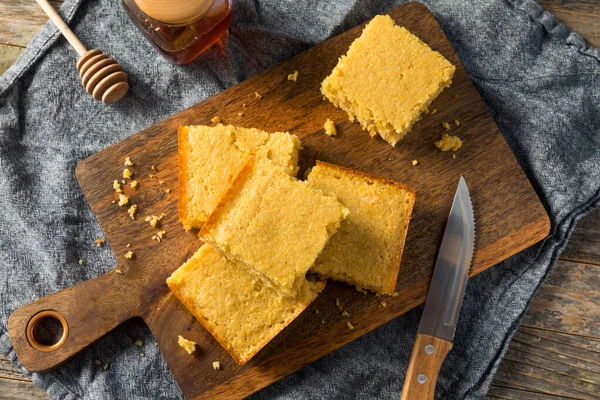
168 124 414 365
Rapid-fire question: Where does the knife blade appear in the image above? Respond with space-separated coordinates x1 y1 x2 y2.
401 176 475 400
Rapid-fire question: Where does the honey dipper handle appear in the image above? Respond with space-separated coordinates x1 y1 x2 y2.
36 0 87 56
7 270 138 372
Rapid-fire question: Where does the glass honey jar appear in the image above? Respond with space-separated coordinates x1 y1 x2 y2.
122 0 234 64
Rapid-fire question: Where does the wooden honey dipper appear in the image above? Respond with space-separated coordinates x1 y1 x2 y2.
36 0 129 104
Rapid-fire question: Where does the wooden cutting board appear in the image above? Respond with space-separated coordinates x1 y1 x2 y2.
8 3 550 399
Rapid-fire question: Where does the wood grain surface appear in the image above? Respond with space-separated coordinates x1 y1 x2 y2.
5 2 551 399
0 1 598 400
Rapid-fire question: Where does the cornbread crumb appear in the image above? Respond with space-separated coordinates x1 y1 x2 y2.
135 340 143 347
254 92 262 99
321 15 455 146
113 180 122 193
335 298 342 310
454 119 460 127
412 160 418 166
94 360 101 366
124 251 134 259
287 71 299 81
118 194 129 207
159 180 164 185
442 122 451 130
434 133 463 152
453 154 457 159
78 259 83 265
347 322 354 330
123 168 132 179
151 165 157 172
211 115 222 124
126 243 131 248
212 361 221 370
356 288 368 295
324 119 337 136
128 205 137 220
145 214 164 227
315 310 320 314
341 311 350 317
178 125 302 230
177 335 196 354
95 238 105 247
321 320 326 325
124 157 133 166
431 109 438 115
167 244 323 365
115 269 124 275
102 364 109 371
307 162 416 295
237 112 244 116
140 353 145 357
152 230 167 242
165 189 171 194
380 300 387 308
130 180 138 188
149 174 157 179
242 103 247 107
392 292 399 297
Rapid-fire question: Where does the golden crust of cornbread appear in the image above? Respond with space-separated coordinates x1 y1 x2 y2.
178 124 302 230
199 156 349 298
166 244 324 365
307 161 416 295
321 15 455 146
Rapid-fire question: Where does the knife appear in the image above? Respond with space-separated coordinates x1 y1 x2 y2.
401 176 475 400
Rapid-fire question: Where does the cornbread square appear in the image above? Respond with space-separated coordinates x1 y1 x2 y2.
306 161 416 294
199 157 349 298
178 124 302 230
321 15 455 146
166 244 324 365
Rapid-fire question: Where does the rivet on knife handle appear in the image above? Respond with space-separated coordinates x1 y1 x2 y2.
401 333 453 400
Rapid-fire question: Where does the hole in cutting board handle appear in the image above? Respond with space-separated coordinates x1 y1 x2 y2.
26 311 69 352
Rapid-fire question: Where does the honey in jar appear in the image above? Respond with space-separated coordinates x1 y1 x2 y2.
123 0 234 64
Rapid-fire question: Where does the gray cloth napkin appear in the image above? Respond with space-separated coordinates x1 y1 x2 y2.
1 0 599 398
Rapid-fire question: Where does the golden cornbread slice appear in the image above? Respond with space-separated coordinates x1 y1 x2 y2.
321 15 455 146
199 157 349 298
307 162 416 295
178 124 302 230
166 244 324 365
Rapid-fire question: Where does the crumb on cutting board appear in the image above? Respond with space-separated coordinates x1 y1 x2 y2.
324 119 337 136
124 251 134 259
123 168 132 179
128 204 137 220
287 71 299 81
145 214 165 228
178 335 196 354
211 115 221 124
113 180 122 193
434 133 463 152
118 194 129 207
78 259 83 265
454 119 460 127
254 92 262 99
124 157 133 167
212 361 221 370
347 321 355 330
442 122 451 130
130 180 138 188
411 160 418 166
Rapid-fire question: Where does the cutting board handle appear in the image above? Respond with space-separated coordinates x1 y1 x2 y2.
7 269 138 372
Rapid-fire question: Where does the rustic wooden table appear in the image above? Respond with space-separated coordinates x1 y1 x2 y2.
1 1 598 399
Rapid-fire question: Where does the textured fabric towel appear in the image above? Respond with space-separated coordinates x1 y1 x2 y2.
1 0 599 398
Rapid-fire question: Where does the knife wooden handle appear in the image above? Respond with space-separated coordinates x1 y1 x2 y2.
401 333 453 400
